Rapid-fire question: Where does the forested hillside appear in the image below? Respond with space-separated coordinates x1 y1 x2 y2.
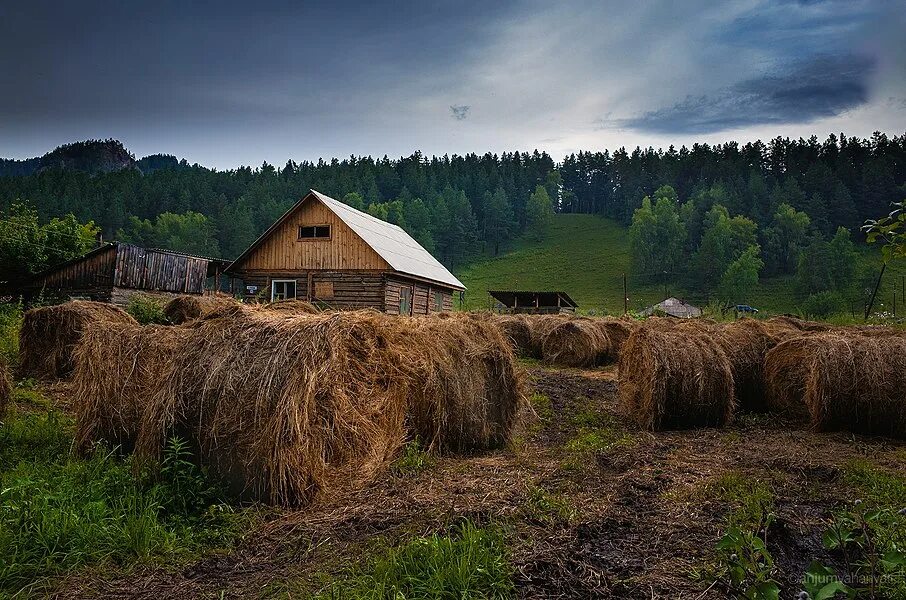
1 133 904 290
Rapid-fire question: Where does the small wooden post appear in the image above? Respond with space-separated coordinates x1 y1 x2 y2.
864 263 886 320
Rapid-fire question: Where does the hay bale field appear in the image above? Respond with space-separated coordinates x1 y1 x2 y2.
804 334 906 438
74 309 524 506
19 301 138 380
71 322 194 454
0 358 11 416
163 295 239 324
618 325 736 430
541 318 610 367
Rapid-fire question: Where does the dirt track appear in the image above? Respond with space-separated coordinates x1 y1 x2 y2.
55 365 906 599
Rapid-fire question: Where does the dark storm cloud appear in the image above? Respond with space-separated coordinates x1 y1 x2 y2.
624 54 875 134
0 1 512 124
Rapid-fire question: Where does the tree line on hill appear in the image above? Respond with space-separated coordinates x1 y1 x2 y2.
0 133 903 287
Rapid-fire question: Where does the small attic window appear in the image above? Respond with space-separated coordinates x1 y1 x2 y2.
299 225 331 240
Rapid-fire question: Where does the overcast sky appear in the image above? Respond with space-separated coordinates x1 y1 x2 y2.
1 0 904 169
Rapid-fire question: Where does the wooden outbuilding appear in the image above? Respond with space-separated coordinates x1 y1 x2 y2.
4 242 229 306
488 290 577 314
225 189 465 313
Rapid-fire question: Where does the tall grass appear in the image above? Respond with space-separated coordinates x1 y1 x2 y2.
0 409 247 596
315 520 513 599
0 301 23 365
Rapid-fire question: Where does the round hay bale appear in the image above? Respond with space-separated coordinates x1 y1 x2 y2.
402 315 526 453
712 319 788 413
0 358 11 417
541 319 610 367
263 299 320 314
803 333 906 438
763 336 814 421
526 314 573 358
163 295 239 324
493 315 533 356
71 321 193 454
19 301 138 380
618 327 736 430
595 318 634 363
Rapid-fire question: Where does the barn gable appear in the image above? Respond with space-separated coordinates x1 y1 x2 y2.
229 192 390 273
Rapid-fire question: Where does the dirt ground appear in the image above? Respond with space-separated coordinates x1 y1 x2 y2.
54 364 906 599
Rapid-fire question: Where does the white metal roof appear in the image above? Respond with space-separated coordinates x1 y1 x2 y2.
310 190 465 290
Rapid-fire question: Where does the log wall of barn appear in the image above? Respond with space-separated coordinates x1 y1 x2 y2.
233 270 385 310
384 276 455 315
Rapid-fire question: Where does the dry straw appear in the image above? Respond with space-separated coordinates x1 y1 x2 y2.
803 333 906 438
763 336 815 421
73 309 525 505
492 314 533 356
19 301 138 380
262 299 320 314
618 325 735 430
541 318 610 367
163 295 239 324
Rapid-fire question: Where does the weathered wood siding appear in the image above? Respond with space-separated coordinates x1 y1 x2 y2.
113 244 208 294
28 245 118 299
233 199 389 272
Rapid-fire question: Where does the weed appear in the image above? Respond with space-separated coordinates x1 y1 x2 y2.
313 520 512 599
519 486 576 526
716 524 781 600
390 439 434 477
0 301 22 365
529 392 553 423
126 295 169 325
694 471 775 532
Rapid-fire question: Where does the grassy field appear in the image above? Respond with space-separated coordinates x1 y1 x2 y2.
457 214 906 318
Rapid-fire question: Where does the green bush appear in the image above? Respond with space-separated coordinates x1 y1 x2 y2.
126 295 169 325
799 291 845 319
315 520 512 599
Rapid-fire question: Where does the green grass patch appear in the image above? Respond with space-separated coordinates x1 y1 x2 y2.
529 393 553 423
0 301 22 365
842 459 906 553
390 439 434 477
0 408 249 596
125 294 169 325
312 520 513 599
561 412 634 472
519 486 576 526
691 471 775 532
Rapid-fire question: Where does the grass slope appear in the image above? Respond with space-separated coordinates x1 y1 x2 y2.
457 214 906 316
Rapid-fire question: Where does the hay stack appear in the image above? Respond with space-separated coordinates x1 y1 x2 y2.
525 314 573 358
541 319 611 367
163 295 239 324
263 299 320 314
402 315 524 452
0 358 11 416
71 322 193 453
803 334 906 438
618 326 735 430
596 318 634 363
490 314 533 356
75 309 524 505
766 315 831 332
763 336 814 420
19 301 138 380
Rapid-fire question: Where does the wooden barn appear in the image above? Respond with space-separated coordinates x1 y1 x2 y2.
226 189 465 313
5 242 229 306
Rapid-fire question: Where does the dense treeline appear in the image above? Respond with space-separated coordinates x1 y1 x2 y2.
0 133 904 271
